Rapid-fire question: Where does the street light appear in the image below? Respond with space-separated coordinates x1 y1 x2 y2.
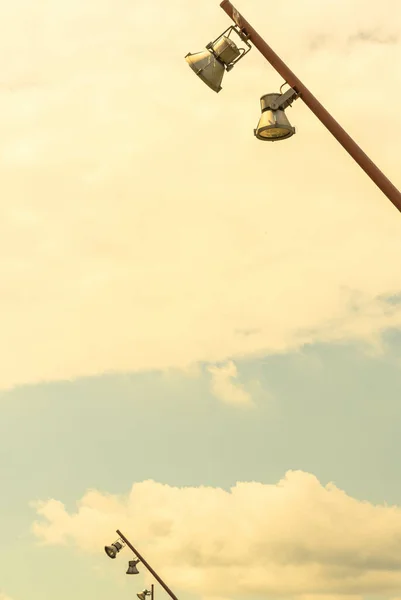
127 559 141 575
185 1 401 213
254 88 298 141
185 25 251 92
104 540 124 559
104 530 179 600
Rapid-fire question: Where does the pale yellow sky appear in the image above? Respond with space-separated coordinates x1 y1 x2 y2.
1 0 400 389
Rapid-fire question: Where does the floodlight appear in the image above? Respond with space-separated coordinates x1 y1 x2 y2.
126 559 140 575
254 92 297 141
185 25 251 92
104 540 124 559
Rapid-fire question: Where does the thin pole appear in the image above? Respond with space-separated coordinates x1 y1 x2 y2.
116 530 179 600
151 584 154 600
220 0 401 214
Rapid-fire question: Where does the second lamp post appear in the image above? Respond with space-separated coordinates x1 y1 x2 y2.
104 529 179 600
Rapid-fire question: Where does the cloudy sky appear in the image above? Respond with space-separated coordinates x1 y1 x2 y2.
1 0 401 599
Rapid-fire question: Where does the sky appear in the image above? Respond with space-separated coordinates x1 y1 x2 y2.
1 0 401 599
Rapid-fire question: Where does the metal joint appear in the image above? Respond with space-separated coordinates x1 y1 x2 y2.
269 87 299 110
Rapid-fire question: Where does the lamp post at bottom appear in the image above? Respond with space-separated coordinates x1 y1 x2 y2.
104 530 179 600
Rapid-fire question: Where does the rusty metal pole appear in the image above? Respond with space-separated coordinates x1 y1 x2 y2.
117 530 179 600
220 0 401 214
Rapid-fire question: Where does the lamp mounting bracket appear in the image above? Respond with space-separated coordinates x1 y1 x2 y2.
207 25 252 70
269 87 300 110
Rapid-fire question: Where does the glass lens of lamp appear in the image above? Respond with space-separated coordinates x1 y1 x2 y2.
258 126 292 139
255 109 295 140
105 545 117 558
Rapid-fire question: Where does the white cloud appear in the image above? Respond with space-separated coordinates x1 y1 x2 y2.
1 0 401 389
208 361 253 407
32 470 401 599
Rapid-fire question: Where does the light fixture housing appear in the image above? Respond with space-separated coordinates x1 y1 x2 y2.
254 92 297 141
104 540 124 559
185 25 251 92
137 590 151 600
126 559 140 575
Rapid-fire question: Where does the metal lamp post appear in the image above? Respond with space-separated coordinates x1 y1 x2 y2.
186 1 401 214
104 530 179 600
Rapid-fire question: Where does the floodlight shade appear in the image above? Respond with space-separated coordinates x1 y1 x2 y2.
254 93 295 141
185 49 225 92
104 542 123 559
137 590 150 600
126 559 140 575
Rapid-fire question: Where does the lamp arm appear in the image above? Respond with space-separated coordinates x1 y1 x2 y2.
270 87 300 110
